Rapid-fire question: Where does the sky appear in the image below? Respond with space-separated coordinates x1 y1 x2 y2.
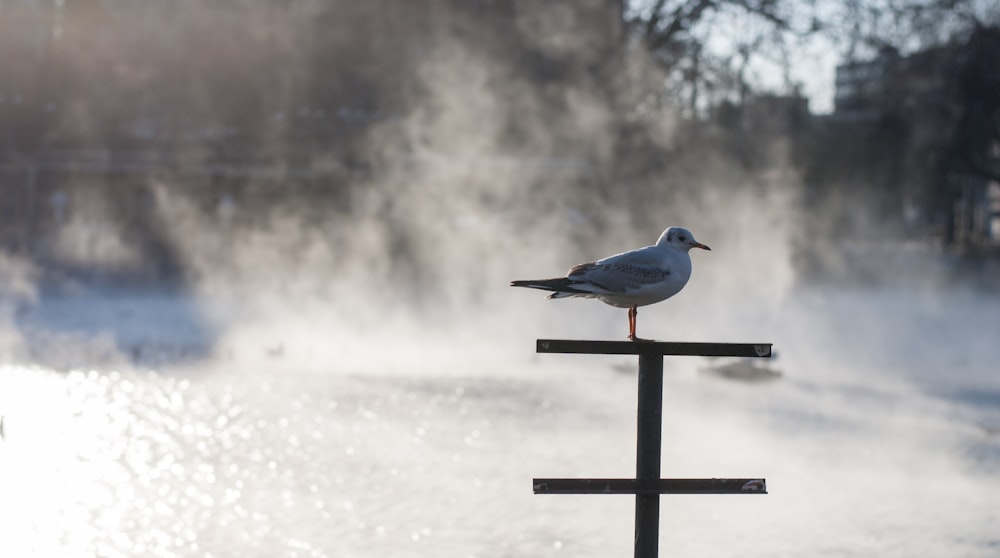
754 35 839 114
694 4 843 114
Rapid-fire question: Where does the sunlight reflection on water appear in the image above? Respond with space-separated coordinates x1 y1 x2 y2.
1 364 625 558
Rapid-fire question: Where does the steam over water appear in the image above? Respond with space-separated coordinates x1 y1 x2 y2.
1 274 999 557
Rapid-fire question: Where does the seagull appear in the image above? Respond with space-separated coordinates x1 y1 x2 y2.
511 226 710 341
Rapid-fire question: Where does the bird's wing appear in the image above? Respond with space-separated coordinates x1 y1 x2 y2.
567 248 670 294
594 246 662 267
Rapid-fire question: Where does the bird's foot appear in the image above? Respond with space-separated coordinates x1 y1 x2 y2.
627 334 654 342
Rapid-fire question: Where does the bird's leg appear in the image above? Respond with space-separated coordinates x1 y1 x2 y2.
627 306 637 341
627 306 652 342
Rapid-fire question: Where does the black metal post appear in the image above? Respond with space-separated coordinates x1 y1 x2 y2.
532 339 772 556
635 351 663 558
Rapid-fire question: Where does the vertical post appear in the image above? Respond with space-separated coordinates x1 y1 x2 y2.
634 351 663 558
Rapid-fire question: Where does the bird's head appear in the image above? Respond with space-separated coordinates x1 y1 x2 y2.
657 226 711 252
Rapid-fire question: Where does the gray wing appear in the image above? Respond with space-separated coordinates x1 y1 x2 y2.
568 248 670 294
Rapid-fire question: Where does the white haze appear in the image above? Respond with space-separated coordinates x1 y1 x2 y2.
2 7 999 558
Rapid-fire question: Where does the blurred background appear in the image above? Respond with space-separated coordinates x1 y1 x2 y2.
0 1 998 557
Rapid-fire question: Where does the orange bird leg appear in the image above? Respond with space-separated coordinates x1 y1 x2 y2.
627 306 637 341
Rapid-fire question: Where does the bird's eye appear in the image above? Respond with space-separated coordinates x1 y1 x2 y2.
678 235 687 242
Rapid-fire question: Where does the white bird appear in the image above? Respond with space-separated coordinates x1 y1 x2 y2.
511 226 710 341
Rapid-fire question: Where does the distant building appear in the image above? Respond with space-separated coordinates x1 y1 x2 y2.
832 45 954 120
829 36 1000 250
832 47 899 120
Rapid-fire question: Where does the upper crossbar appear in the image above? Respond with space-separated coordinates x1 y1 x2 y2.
536 339 772 357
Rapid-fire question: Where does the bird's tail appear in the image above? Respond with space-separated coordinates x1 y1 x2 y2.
510 278 591 298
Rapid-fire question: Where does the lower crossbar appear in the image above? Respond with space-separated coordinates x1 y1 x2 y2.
533 478 767 495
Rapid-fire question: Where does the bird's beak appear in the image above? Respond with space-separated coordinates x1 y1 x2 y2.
690 241 711 251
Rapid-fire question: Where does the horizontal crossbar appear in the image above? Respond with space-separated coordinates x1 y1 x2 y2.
533 478 767 495
536 339 772 358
